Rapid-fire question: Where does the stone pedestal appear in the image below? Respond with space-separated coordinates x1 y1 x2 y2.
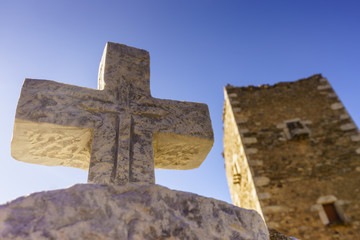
0 184 269 240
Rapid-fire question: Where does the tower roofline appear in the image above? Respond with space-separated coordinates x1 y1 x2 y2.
225 74 323 92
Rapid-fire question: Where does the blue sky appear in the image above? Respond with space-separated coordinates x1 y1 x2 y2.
0 0 359 204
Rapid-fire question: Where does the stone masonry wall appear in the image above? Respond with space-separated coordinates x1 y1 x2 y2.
223 74 360 240
223 89 263 217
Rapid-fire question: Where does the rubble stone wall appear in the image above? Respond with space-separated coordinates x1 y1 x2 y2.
223 74 360 239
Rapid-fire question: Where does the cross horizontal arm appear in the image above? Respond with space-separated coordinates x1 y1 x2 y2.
12 78 117 171
15 79 110 127
132 97 214 170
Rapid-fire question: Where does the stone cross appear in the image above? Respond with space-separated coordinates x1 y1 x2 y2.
11 42 214 185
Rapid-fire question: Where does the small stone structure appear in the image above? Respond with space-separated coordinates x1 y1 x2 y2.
223 74 360 239
11 42 214 185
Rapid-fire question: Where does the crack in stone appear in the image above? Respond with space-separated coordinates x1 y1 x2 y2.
111 115 120 183
129 116 134 182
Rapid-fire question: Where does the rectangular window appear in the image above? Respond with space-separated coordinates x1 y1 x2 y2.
285 119 310 140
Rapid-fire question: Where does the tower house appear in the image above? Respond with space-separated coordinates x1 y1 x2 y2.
223 74 360 239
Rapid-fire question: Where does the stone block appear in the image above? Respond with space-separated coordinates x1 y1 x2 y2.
231 100 241 105
236 118 248 124
249 160 264 166
243 137 258 144
247 148 258 154
233 107 242 112
302 120 313 125
262 206 289 214
239 129 249 134
340 123 357 131
327 92 337 98
340 113 350 120
331 102 344 110
319 78 328 83
254 176 270 187
258 192 271 200
351 135 360 142
317 84 332 90
356 148 360 154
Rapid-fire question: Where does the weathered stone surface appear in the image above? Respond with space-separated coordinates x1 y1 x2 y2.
269 229 298 240
11 42 214 185
0 184 269 240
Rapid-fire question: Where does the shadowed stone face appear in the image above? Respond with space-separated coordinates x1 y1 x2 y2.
11 42 214 185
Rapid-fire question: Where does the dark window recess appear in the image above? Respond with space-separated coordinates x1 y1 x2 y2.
322 203 343 225
286 121 310 139
233 173 241 185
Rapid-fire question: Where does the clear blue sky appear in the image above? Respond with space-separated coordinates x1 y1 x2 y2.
1 0 359 204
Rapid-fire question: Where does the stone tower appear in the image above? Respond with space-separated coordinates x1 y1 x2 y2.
223 74 360 239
